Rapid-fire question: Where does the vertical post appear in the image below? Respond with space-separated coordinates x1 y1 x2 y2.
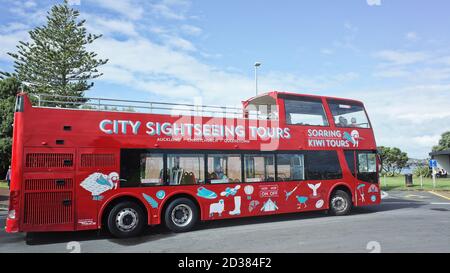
420 174 423 189
432 167 436 189
254 62 261 96
255 66 258 96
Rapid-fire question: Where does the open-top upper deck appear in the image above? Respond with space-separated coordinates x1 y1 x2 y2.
15 91 377 151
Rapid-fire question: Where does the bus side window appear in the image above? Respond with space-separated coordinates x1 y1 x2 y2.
120 149 143 187
120 149 165 187
304 151 342 180
244 154 275 182
207 154 241 184
284 98 329 126
357 152 378 183
276 154 305 181
140 153 164 185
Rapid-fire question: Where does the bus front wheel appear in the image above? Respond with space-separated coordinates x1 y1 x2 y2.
329 190 352 216
107 201 146 238
164 198 198 233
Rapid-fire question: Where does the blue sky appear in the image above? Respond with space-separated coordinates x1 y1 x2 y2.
1 0 450 158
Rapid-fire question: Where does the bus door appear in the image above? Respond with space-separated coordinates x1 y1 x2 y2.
344 150 379 206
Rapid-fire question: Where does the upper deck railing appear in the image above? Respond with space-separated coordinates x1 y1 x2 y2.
29 93 250 118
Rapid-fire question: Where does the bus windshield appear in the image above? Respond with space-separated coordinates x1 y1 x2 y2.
328 99 371 128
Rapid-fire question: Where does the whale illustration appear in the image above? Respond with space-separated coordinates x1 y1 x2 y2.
307 182 321 197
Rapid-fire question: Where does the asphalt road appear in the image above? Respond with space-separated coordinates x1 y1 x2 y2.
1 191 449 253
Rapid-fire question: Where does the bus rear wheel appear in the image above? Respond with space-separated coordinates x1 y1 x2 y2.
164 198 198 233
107 201 146 238
329 190 352 216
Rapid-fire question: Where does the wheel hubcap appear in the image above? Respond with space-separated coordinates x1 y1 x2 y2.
116 208 139 232
332 196 347 212
171 204 193 227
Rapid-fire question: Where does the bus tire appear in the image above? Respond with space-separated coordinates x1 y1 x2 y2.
329 190 352 216
107 201 146 238
164 198 198 233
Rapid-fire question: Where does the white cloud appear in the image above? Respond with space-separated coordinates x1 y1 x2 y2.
180 24 202 36
367 0 381 6
88 0 144 20
151 3 186 20
332 22 359 52
320 48 334 55
0 29 30 62
0 22 30 33
373 68 409 78
346 84 450 158
23 1 37 8
405 31 419 41
375 50 428 65
163 35 196 51
84 15 139 37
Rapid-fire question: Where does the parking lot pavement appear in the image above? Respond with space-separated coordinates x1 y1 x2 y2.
0 190 449 253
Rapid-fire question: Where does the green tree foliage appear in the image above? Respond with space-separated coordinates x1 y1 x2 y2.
378 146 409 176
432 131 450 152
0 78 22 177
1 0 108 97
413 164 431 178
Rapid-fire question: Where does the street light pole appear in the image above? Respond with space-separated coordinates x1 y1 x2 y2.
254 62 261 96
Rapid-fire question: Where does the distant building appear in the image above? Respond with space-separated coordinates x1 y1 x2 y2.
429 149 450 172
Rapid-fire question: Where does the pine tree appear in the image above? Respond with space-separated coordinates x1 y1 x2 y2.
0 77 22 177
1 0 108 97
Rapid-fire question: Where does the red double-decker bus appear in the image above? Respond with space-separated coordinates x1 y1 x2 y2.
6 91 381 238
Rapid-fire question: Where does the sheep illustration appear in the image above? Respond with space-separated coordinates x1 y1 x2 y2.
80 172 119 201
209 199 225 217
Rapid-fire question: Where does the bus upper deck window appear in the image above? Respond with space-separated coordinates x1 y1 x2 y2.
328 99 371 128
284 98 329 126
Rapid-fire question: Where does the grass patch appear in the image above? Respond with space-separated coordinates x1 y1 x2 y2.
380 175 450 191
0 180 8 189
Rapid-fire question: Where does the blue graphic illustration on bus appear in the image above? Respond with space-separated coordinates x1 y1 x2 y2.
197 187 217 199
142 193 159 208
220 185 241 197
156 190 166 199
296 196 308 209
343 130 363 147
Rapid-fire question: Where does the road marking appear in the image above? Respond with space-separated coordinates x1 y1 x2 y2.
428 191 450 201
381 191 388 199
404 194 428 199
430 202 450 205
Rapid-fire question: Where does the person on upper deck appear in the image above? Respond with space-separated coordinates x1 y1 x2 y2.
337 116 348 127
